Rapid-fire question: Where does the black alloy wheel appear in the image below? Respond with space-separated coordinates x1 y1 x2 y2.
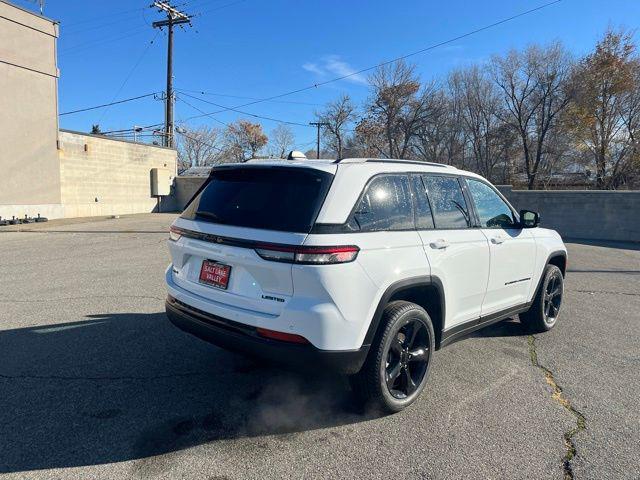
543 270 563 324
385 318 430 399
521 264 564 333
350 301 435 413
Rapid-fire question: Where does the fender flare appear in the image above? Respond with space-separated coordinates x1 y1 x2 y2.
362 275 445 347
548 250 568 275
530 250 567 302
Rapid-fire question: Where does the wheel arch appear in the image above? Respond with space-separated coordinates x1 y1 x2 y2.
529 250 567 302
548 251 567 277
363 276 446 350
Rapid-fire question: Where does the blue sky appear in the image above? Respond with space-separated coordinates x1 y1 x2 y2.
15 0 640 148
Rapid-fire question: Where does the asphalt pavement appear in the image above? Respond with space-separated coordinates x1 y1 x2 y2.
0 214 638 479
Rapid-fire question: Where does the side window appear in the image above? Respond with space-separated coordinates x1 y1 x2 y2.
467 179 516 229
348 175 414 231
423 175 471 229
411 175 435 229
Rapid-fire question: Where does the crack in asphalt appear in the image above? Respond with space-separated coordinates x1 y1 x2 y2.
528 335 586 480
0 371 208 382
0 294 165 304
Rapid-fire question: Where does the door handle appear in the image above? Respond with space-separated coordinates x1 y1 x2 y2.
430 239 449 249
491 235 505 244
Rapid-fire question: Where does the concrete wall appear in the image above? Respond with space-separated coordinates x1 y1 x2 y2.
58 130 177 218
173 176 206 211
0 1 61 219
497 186 640 243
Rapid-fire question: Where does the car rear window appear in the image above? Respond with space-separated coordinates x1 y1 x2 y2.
181 166 334 233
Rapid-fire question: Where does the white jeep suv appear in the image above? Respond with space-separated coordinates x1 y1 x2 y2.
165 158 567 412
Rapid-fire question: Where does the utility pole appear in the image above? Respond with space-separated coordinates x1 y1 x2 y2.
309 122 329 159
151 2 191 148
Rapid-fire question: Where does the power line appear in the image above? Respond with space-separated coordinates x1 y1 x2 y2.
62 14 146 36
64 6 146 28
59 25 151 54
97 31 161 124
190 0 248 17
181 0 562 120
59 92 161 116
176 88 321 106
177 95 228 127
178 91 313 127
175 128 226 154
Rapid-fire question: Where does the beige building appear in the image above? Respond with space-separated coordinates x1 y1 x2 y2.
0 0 61 219
0 1 176 220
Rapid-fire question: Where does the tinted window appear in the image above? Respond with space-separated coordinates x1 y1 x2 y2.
467 178 516 229
348 175 414 231
423 175 470 228
181 167 333 233
411 175 435 229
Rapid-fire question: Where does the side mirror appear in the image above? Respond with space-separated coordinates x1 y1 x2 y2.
519 209 540 228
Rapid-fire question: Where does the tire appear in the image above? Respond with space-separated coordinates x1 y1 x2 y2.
350 300 435 414
521 264 564 333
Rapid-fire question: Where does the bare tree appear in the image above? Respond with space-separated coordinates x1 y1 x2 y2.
442 76 469 169
411 87 453 164
491 43 573 188
353 117 387 157
620 61 640 186
568 29 639 188
316 95 356 159
224 120 268 161
269 124 295 158
176 126 223 170
450 66 507 181
363 60 429 158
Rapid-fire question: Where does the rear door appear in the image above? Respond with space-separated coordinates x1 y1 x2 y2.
168 166 333 316
464 177 536 315
413 174 490 329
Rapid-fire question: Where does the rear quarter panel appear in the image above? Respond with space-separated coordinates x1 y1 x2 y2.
302 231 430 348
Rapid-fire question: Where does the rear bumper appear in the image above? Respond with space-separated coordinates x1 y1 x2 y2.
165 296 368 374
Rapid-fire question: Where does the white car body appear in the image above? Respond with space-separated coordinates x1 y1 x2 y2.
165 158 567 374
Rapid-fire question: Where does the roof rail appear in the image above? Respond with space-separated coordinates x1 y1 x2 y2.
334 158 455 169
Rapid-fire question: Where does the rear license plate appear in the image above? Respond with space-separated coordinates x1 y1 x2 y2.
199 260 231 290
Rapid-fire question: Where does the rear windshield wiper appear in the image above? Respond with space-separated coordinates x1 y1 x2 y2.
195 211 222 222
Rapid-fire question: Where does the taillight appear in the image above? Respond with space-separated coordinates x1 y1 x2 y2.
295 245 360 264
254 244 359 265
169 226 182 241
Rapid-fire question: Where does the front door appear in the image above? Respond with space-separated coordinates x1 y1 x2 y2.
464 178 537 316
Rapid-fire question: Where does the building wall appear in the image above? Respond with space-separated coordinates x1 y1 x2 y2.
58 130 177 218
497 186 640 243
0 1 61 219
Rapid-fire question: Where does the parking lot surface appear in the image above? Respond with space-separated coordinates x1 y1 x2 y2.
1 214 638 479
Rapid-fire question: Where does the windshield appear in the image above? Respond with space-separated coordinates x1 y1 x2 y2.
181 166 334 233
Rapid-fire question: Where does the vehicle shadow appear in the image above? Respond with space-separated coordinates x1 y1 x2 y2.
0 311 531 474
473 317 530 338
0 312 370 474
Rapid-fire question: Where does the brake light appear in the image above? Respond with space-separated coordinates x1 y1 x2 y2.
254 244 359 265
169 226 182 241
256 327 309 344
